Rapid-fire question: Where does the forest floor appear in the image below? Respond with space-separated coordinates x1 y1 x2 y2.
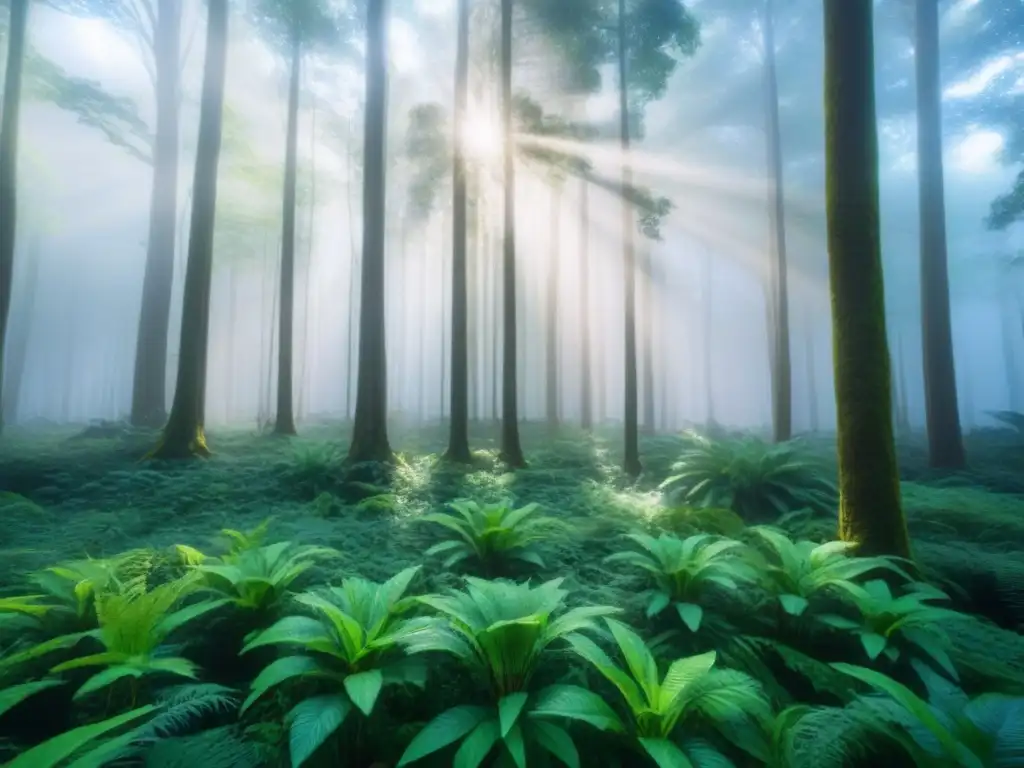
1 420 1023 652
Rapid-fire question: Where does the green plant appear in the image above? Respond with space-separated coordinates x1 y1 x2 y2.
659 433 837 521
605 532 757 632
822 580 964 680
750 527 911 618
397 577 622 766
835 662 1024 767
48 576 229 704
239 566 430 767
568 618 771 765
184 541 338 613
419 499 566 573
654 505 747 537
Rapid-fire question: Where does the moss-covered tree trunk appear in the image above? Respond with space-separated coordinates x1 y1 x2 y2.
823 0 911 559
0 0 28 437
618 0 641 477
348 0 393 463
131 0 182 429
445 0 472 463
579 178 593 430
763 0 792 443
151 0 229 460
498 0 525 467
915 0 965 469
545 182 562 429
274 27 302 437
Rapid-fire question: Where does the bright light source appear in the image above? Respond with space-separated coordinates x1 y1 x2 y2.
462 112 503 160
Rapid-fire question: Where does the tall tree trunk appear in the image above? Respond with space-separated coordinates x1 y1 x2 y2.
618 0 641 476
640 240 655 434
439 209 449 420
824 0 911 558
131 0 183 428
3 232 40 426
446 0 472 462
151 0 229 459
763 0 792 443
545 182 561 428
1002 293 1021 410
915 0 965 469
804 314 819 432
897 331 910 434
490 222 500 424
579 179 592 430
702 249 715 427
0 0 29 436
225 265 238 421
274 29 302 436
348 0 392 463
498 0 525 467
345 134 359 420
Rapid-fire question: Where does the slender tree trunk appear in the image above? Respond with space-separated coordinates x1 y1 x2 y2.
824 0 911 558
225 266 238 421
151 0 229 459
896 330 911 434
274 30 302 435
702 248 715 427
348 0 392 463
0 0 29 436
1002 293 1021 410
618 0 641 476
498 0 525 467
915 0 965 468
640 240 655 434
579 179 592 430
763 0 792 443
804 315 819 432
490 220 500 424
3 232 40 426
131 0 183 428
545 182 562 428
345 133 359 420
439 208 449 420
446 0 472 462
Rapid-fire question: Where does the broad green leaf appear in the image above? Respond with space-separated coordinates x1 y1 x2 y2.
779 594 809 616
859 631 887 660
242 655 323 714
6 705 156 768
453 718 500 768
241 615 329 654
74 665 145 699
529 685 625 732
498 692 529 737
288 694 351 768
398 705 491 766
344 669 384 716
0 679 63 718
659 651 716 712
531 720 580 768
639 738 695 768
676 603 703 632
503 721 527 768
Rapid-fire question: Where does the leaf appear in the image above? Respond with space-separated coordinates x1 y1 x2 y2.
453 718 500 768
859 631 888 661
241 655 323 714
241 615 329 653
288 694 351 768
676 603 704 632
398 705 492 766
344 669 384 716
639 738 696 768
503 721 528 768
498 692 529 737
659 651 716 712
647 592 671 618
779 594 809 616
74 665 145 699
6 705 156 768
529 685 625 732
531 720 580 768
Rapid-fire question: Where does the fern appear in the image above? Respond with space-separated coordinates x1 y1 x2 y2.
141 684 241 738
142 726 266 768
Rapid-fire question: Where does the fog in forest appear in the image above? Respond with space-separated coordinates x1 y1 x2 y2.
4 0 1023 435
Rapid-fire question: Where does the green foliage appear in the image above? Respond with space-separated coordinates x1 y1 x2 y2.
419 499 566 573
47 577 229 701
606 532 757 631
240 567 429 766
570 618 770 763
749 526 910 618
659 433 837 521
398 577 621 766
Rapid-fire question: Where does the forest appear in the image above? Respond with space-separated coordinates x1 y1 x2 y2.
1 0 1024 765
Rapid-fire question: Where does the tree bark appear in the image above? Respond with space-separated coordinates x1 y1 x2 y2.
915 0 965 468
803 314 819 432
3 232 39 426
640 240 655 434
498 0 525 467
131 0 183 428
763 0 792 443
151 0 229 459
579 179 592 430
824 0 911 558
273 28 302 436
701 248 715 427
545 182 562 428
348 0 393 463
445 0 472 462
618 0 641 477
0 0 29 436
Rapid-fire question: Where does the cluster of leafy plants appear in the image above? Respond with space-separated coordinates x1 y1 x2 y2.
1 490 1022 768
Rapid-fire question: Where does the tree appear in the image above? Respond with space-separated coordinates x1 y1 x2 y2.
347 0 392 464
250 0 345 437
823 0 911 558
0 0 28 437
445 0 473 462
150 0 229 459
914 0 965 469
